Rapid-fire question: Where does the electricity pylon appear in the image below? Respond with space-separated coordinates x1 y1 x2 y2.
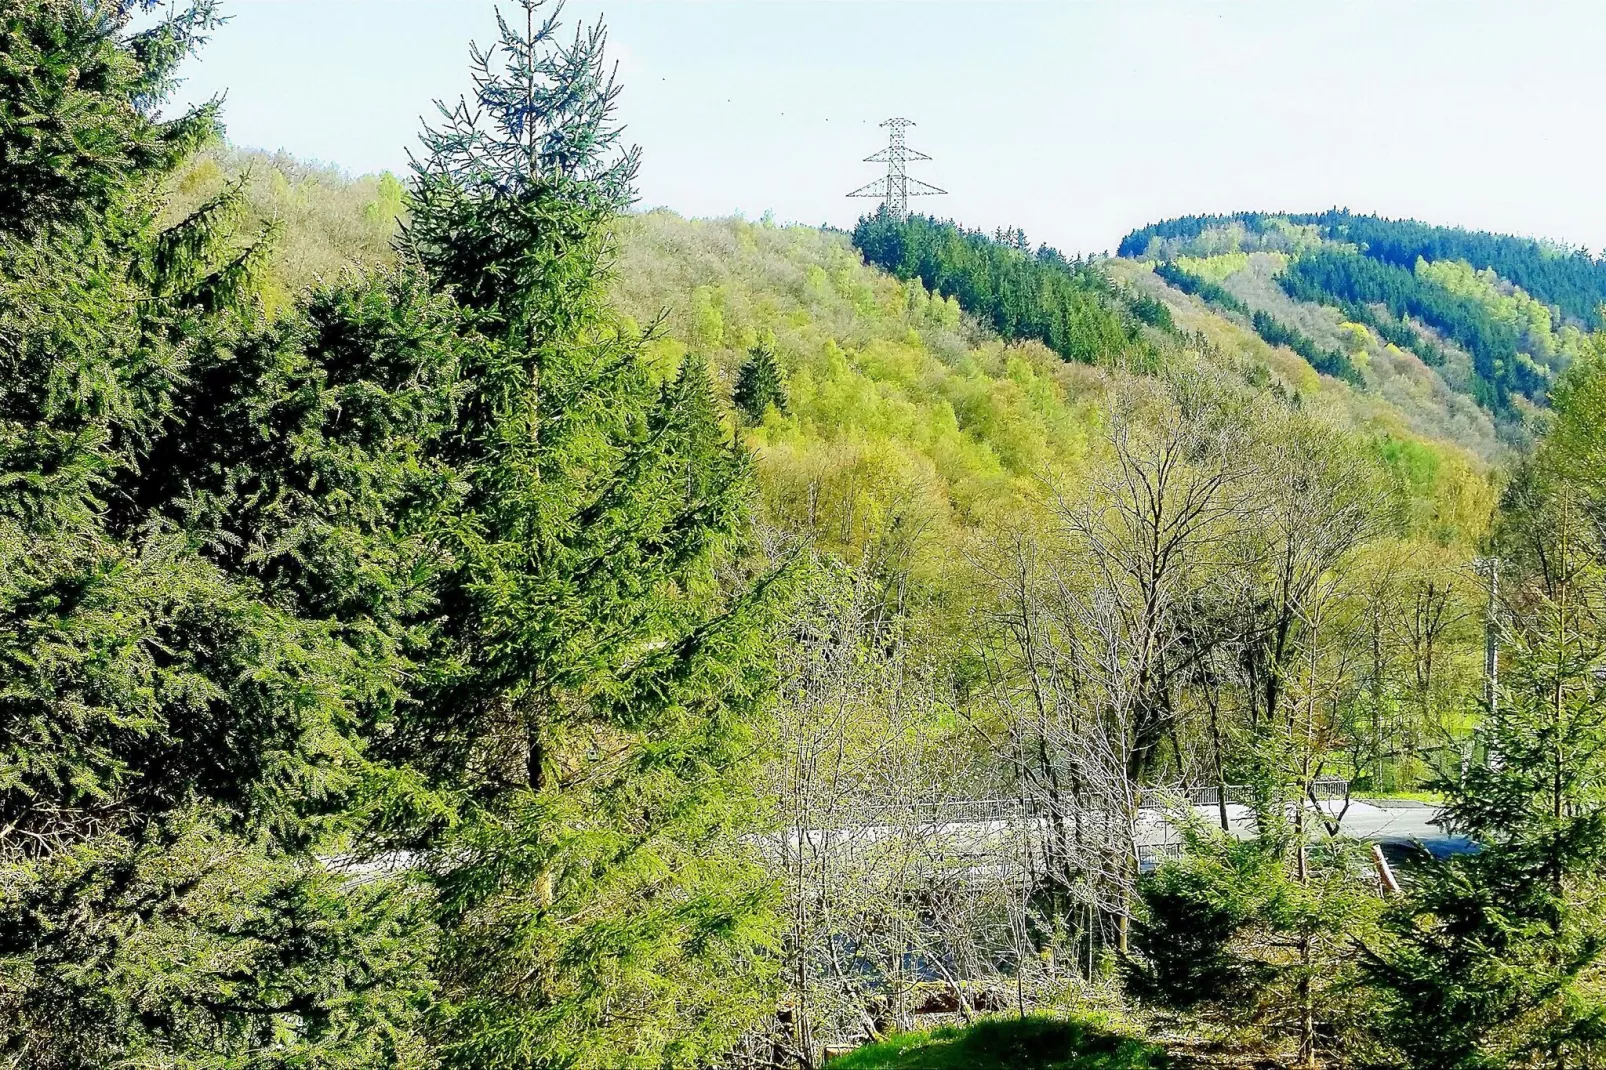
847 117 946 220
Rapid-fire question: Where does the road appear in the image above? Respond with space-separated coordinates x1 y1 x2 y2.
1168 798 1474 863
775 795 1474 885
332 796 1474 887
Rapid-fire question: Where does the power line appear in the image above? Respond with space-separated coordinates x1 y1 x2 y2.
846 117 946 220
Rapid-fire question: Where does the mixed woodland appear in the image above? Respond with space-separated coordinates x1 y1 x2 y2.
7 3 1606 1069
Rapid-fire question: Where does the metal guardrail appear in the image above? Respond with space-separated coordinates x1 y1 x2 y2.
1173 777 1350 809
863 779 1350 827
774 780 1361 891
899 798 1027 825
1174 785 1255 808
1137 841 1185 868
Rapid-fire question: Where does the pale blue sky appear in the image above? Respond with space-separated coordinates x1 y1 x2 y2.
169 1 1606 256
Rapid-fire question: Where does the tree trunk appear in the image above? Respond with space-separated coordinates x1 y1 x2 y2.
1208 692 1230 832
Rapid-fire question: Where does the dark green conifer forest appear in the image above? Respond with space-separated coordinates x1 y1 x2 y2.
1121 209 1606 325
853 212 1155 367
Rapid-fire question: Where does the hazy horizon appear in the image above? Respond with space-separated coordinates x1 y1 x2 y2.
169 1 1606 257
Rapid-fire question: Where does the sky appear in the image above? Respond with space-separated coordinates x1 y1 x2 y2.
167 1 1606 257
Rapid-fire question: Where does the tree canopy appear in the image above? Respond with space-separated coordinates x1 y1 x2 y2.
1123 209 1606 330
853 211 1159 367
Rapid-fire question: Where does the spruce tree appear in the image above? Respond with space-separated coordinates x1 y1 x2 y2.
0 3 437 1062
734 338 787 422
390 3 787 1065
1128 804 1380 1063
1367 470 1606 1068
2 4 785 1066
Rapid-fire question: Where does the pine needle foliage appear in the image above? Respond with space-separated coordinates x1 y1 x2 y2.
1366 616 1606 1068
2 3 787 1065
0 0 218 238
0 2 440 1065
853 209 1156 367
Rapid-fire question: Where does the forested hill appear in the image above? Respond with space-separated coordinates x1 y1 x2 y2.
1118 210 1606 423
161 147 1570 455
120 152 1522 1066
165 149 1513 467
1120 210 1606 327
156 148 1500 620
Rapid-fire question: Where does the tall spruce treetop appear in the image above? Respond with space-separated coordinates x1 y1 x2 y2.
405 0 638 328
414 0 637 199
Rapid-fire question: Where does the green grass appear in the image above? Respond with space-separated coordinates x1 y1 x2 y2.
827 1014 1169 1070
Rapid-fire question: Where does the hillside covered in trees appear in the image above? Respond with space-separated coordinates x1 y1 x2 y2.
1120 209 1604 429
9 4 1606 1070
1122 210 1606 327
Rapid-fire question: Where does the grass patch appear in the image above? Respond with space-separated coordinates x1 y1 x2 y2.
828 1014 1169 1070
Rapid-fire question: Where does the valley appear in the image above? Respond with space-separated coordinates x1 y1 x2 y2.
8 6 1606 1066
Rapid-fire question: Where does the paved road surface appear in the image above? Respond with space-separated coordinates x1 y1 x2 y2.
333 797 1475 886
1175 798 1474 863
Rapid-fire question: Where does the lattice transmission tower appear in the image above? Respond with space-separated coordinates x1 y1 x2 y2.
847 117 946 220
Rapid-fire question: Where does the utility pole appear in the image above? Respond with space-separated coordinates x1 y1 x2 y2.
847 117 946 219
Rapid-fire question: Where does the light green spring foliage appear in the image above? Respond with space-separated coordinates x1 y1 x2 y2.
1135 221 1606 451
1416 255 1588 376
605 213 1500 724
151 153 1500 697
1174 250 1265 283
1138 218 1327 261
616 215 1491 531
165 147 1512 479
152 152 1500 561
166 147 406 309
609 212 1114 638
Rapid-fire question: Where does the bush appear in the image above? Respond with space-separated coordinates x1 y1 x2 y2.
829 1015 1169 1070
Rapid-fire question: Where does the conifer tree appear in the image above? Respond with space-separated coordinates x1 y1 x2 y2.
734 338 788 422
0 3 437 1062
1127 803 1380 1064
3 4 783 1066
1367 464 1606 1068
388 3 787 1065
